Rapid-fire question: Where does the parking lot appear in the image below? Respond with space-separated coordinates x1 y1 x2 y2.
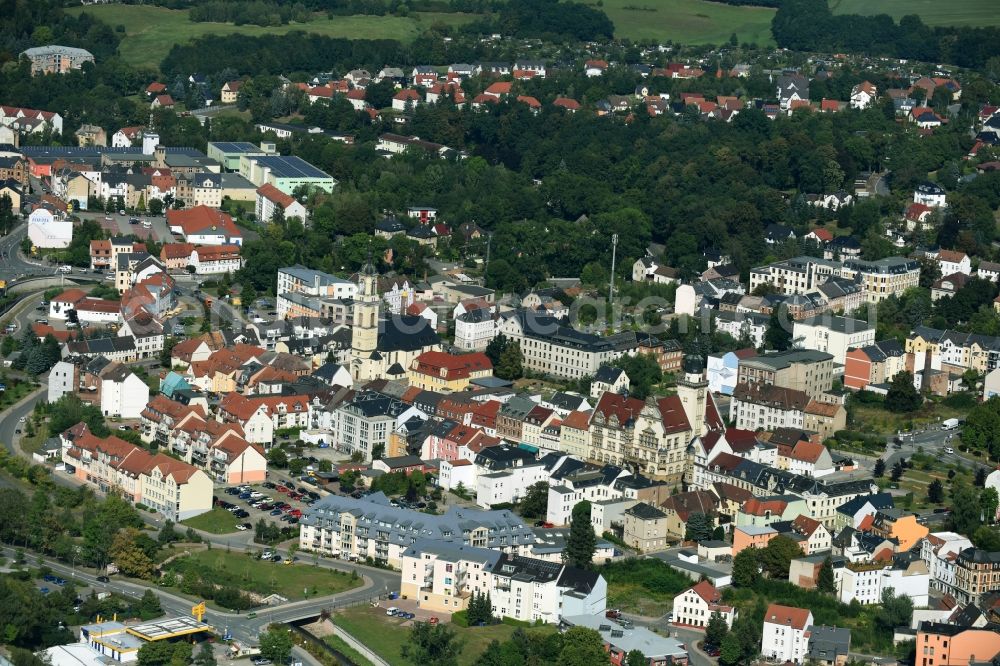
214 476 327 530
79 211 175 243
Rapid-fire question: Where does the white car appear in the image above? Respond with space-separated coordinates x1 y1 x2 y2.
235 524 249 531
58 265 72 273
944 447 954 454
18 416 26 422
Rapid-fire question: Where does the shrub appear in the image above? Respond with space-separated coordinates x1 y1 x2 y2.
451 610 469 627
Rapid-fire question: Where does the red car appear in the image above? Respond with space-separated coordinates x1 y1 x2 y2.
290 509 302 517
276 485 288 493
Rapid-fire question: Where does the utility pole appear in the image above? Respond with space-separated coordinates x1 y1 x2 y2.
608 233 618 330
484 233 492 276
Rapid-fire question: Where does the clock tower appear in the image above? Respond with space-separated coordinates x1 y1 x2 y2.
351 259 381 383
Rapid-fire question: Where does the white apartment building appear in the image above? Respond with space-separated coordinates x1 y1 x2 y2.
672 581 737 629
761 605 813 664
399 540 607 623
455 309 499 350
920 532 973 596
838 560 930 606
792 315 876 367
277 264 357 299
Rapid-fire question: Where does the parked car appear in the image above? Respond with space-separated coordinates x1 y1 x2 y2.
96 575 110 583
385 607 399 616
235 524 249 531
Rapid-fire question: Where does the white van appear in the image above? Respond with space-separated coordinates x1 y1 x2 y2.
942 418 960 431
58 265 73 273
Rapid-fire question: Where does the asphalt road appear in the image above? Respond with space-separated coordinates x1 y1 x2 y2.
0 376 402 648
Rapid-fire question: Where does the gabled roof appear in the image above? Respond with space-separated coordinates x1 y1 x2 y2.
765 604 811 630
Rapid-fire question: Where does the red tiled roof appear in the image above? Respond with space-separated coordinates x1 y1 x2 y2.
167 206 241 239
52 288 87 303
257 183 296 208
410 351 492 380
161 242 195 260
553 97 581 111
194 244 241 261
765 604 811 630
741 497 788 516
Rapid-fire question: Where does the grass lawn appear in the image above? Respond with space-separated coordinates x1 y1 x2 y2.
594 0 775 45
164 549 362 602
322 634 372 666
850 401 966 434
606 581 675 616
18 422 48 456
332 606 556 666
67 5 477 70
181 508 240 534
830 0 1000 28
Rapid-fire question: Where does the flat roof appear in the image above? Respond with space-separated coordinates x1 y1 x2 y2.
209 141 263 154
253 155 331 180
126 616 214 641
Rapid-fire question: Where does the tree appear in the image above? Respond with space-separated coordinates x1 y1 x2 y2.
706 612 729 648
876 588 914 632
758 535 803 579
565 500 596 568
109 527 156 579
267 447 288 468
194 643 216 666
258 626 294 664
817 556 837 594
891 461 904 482
139 589 163 619
558 627 608 666
401 622 463 666
518 482 549 520
885 371 922 413
981 488 999 524
495 340 524 380
951 481 982 540
764 306 792 351
720 632 742 665
610 353 662 399
626 650 648 666
685 512 715 543
138 642 191 666
873 458 886 478
731 548 758 588
928 478 944 504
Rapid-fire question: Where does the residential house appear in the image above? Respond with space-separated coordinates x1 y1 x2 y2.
761 604 813 663
672 581 736 628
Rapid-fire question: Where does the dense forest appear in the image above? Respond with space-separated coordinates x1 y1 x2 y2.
773 0 1000 69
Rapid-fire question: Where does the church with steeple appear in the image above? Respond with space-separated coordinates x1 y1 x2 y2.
350 259 441 384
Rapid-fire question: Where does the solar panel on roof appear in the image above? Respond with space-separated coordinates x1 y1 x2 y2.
255 155 332 179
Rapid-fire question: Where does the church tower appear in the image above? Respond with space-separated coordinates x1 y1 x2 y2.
351 259 381 383
676 352 709 437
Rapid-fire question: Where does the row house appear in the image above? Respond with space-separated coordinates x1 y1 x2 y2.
166 412 267 484
838 559 930 607
140 394 207 446
190 244 242 275
60 422 212 521
953 548 1000 605
218 392 313 446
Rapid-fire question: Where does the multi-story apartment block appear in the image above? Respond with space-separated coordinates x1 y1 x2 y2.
838 559 930 606
400 540 606 622
22 45 94 75
749 256 842 296
920 532 973 597
166 412 267 484
843 340 907 390
60 422 212 521
737 349 835 400
953 548 1000 605
299 492 536 567
588 392 693 482
762 605 813 664
793 315 876 366
498 309 641 380
840 257 920 302
327 390 426 461
915 623 1000 666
